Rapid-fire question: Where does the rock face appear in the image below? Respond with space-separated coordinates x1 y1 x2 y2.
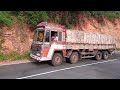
1 24 34 54
1 17 120 54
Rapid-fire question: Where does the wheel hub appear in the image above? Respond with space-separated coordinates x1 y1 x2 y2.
55 57 61 64
72 55 78 62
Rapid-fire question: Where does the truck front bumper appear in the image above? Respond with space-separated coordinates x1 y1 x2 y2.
30 53 50 62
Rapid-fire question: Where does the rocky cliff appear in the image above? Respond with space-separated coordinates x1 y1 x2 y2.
0 23 33 54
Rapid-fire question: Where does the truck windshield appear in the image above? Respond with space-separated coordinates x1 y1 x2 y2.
33 29 44 42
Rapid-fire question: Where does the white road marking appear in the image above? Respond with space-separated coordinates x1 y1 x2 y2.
16 58 120 79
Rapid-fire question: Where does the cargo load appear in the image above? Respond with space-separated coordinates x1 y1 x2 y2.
66 29 116 45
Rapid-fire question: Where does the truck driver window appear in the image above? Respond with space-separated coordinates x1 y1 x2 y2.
45 30 50 42
51 31 58 41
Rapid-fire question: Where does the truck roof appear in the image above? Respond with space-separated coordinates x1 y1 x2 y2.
37 22 66 32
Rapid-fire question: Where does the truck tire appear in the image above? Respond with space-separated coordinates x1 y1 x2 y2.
69 52 79 64
102 51 109 60
95 51 102 61
51 53 63 66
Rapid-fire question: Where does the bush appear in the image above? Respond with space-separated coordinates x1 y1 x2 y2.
0 53 6 61
12 11 49 26
0 11 13 27
3 11 120 28
27 11 49 26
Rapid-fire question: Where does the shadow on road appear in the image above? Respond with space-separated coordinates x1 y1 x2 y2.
28 58 97 66
28 59 52 66
27 53 118 67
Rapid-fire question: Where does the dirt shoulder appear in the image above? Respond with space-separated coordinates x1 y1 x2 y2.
0 59 35 66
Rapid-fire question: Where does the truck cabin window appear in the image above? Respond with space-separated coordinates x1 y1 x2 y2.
33 29 44 42
37 30 44 42
33 30 37 41
45 30 50 42
51 31 58 42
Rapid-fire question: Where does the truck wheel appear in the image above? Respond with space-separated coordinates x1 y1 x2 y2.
69 52 79 64
95 51 102 61
102 51 109 60
51 53 63 66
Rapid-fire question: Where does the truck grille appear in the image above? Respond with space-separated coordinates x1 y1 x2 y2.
31 44 41 55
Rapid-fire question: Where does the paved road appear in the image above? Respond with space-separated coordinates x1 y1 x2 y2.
0 52 120 79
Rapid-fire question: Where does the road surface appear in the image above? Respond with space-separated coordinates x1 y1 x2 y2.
0 52 120 79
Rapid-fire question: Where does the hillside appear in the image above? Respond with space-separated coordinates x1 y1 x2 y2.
0 11 120 61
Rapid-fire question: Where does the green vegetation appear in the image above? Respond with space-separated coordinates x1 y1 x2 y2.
11 11 49 26
1 11 120 28
84 11 120 22
0 52 30 61
116 48 120 51
0 11 13 27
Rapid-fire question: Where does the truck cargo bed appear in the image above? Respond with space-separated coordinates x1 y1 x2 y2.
66 29 116 49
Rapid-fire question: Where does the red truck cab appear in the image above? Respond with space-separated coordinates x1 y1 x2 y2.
30 22 66 65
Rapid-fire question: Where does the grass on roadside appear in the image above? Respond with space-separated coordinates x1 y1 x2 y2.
116 48 120 51
0 52 30 61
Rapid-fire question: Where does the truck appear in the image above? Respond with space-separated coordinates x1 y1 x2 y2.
30 22 116 66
